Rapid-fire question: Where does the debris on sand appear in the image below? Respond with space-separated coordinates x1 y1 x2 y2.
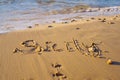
76 27 80 30
107 59 113 65
28 26 32 28
51 63 62 69
108 22 115 24
101 18 106 22
71 19 76 22
48 25 53 28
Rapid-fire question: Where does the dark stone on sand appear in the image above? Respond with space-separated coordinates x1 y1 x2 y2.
101 20 106 22
76 27 80 30
109 22 115 24
101 18 106 22
28 26 32 28
52 21 56 23
45 41 52 44
71 19 76 22
62 22 68 24
103 18 106 20
86 20 90 21
98 18 102 20
115 15 118 17
107 9 111 11
48 25 53 28
91 17 95 20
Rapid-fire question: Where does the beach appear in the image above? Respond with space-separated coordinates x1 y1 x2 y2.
0 0 120 80
0 15 120 80
1 0 120 33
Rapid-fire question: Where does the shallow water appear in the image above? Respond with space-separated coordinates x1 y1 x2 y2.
1 0 120 12
0 0 120 33
1 0 120 7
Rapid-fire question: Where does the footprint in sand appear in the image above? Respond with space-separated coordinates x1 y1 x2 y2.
52 71 67 80
51 63 67 80
51 63 62 69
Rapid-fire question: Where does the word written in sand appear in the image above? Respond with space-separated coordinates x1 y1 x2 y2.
13 39 117 65
13 39 108 58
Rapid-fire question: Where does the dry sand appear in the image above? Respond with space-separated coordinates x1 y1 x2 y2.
0 15 120 80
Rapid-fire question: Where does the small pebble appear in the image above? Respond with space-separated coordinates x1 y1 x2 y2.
98 18 102 20
62 22 68 24
108 22 115 24
48 25 53 28
115 15 118 17
76 27 80 30
86 20 90 21
28 26 32 28
107 59 113 65
101 19 106 22
91 17 95 20
71 19 76 22
107 9 111 11
52 21 56 23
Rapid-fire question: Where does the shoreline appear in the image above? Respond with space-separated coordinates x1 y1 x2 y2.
1 13 120 34
1 6 120 33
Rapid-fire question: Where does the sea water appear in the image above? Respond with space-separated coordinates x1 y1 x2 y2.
0 0 120 33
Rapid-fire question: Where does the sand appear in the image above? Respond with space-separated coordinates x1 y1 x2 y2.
0 15 120 80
